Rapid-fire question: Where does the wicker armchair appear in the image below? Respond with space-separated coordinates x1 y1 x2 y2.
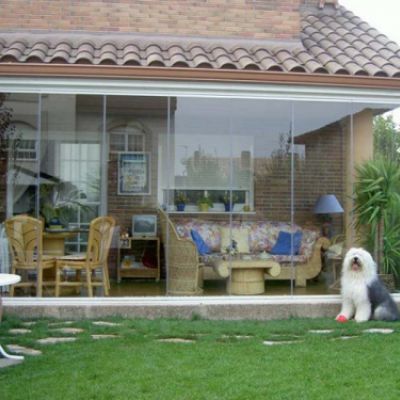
5 215 56 296
159 208 203 295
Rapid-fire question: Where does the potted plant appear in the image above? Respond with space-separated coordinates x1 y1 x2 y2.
354 158 400 286
174 192 187 212
197 195 213 212
40 182 87 228
220 191 238 212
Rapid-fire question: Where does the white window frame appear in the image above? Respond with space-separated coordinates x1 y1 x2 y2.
1 77 400 104
2 77 400 303
16 138 37 161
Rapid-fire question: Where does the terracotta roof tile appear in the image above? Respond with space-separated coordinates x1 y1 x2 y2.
1 5 400 78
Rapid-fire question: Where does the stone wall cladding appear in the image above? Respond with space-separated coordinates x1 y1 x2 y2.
0 0 303 40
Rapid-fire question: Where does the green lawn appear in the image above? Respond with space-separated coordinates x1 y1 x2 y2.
1 316 400 400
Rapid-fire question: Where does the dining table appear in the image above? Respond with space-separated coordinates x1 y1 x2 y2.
43 228 81 256
0 273 24 361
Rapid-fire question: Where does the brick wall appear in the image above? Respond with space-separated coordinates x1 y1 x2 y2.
169 121 344 230
107 127 160 278
0 0 314 40
253 120 344 230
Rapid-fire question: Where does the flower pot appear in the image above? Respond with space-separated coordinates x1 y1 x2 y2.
224 203 232 212
198 203 210 212
48 217 63 230
176 203 185 212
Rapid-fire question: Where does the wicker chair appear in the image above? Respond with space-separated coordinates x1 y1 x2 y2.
159 208 203 295
5 215 56 296
55 216 115 297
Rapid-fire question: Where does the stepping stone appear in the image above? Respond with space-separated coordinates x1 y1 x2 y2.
48 321 74 327
51 328 84 334
332 336 359 341
6 344 42 356
363 328 394 334
263 340 302 346
309 329 334 334
221 335 253 339
37 337 77 345
91 334 119 340
0 358 23 369
9 328 31 335
157 338 195 343
21 322 37 327
271 334 302 338
92 321 121 327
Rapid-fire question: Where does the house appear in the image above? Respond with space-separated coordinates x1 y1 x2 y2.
1 0 400 296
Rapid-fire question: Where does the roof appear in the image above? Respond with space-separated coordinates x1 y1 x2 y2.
0 5 400 79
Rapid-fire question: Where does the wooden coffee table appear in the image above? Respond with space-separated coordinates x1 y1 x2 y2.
213 258 281 295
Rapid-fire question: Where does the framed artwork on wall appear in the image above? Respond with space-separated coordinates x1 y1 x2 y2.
118 152 151 195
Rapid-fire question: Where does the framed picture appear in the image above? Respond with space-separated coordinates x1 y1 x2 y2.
118 152 150 195
132 214 157 237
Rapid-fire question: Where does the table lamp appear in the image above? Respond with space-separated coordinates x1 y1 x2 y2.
313 194 344 238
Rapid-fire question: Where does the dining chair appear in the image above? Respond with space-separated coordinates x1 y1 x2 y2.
5 215 56 297
55 216 115 296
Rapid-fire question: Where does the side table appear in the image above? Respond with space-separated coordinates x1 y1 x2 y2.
0 273 24 360
117 236 160 283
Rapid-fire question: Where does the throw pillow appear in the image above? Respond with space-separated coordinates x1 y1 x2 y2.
190 229 210 256
270 231 303 255
220 226 250 254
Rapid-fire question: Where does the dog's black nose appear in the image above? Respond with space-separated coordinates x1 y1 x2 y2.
353 256 358 262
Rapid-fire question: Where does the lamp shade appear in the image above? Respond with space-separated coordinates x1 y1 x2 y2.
313 194 344 214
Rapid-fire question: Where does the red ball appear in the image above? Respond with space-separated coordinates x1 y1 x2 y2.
336 315 348 323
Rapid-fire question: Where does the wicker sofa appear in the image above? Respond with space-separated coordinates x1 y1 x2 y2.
160 209 330 289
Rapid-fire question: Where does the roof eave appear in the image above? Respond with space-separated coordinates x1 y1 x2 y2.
1 63 400 90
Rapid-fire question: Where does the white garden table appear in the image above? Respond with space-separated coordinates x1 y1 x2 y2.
0 273 24 360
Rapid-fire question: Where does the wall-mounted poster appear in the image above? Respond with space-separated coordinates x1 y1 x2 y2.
118 152 150 195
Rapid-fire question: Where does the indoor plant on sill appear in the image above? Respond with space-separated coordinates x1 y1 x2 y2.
174 192 187 212
197 195 213 212
220 191 238 212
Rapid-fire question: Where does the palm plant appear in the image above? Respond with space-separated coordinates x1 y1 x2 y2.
40 182 87 227
354 158 400 276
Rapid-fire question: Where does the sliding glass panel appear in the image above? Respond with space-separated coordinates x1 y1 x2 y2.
162 97 231 296
40 94 103 255
2 93 40 219
107 95 167 293
350 101 400 292
228 99 293 296
292 100 350 294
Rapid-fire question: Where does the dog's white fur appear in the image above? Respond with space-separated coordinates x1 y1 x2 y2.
337 247 399 323
337 248 376 322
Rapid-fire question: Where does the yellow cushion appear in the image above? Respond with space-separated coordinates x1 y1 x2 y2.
220 226 250 253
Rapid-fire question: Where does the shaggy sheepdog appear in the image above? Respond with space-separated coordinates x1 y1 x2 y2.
336 248 399 323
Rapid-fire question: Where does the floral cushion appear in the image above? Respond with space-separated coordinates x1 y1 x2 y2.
175 219 222 251
299 229 318 258
175 219 318 260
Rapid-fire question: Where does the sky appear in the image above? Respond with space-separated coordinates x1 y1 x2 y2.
339 0 400 125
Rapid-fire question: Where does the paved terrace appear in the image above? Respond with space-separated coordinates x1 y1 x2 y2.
3 294 400 320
